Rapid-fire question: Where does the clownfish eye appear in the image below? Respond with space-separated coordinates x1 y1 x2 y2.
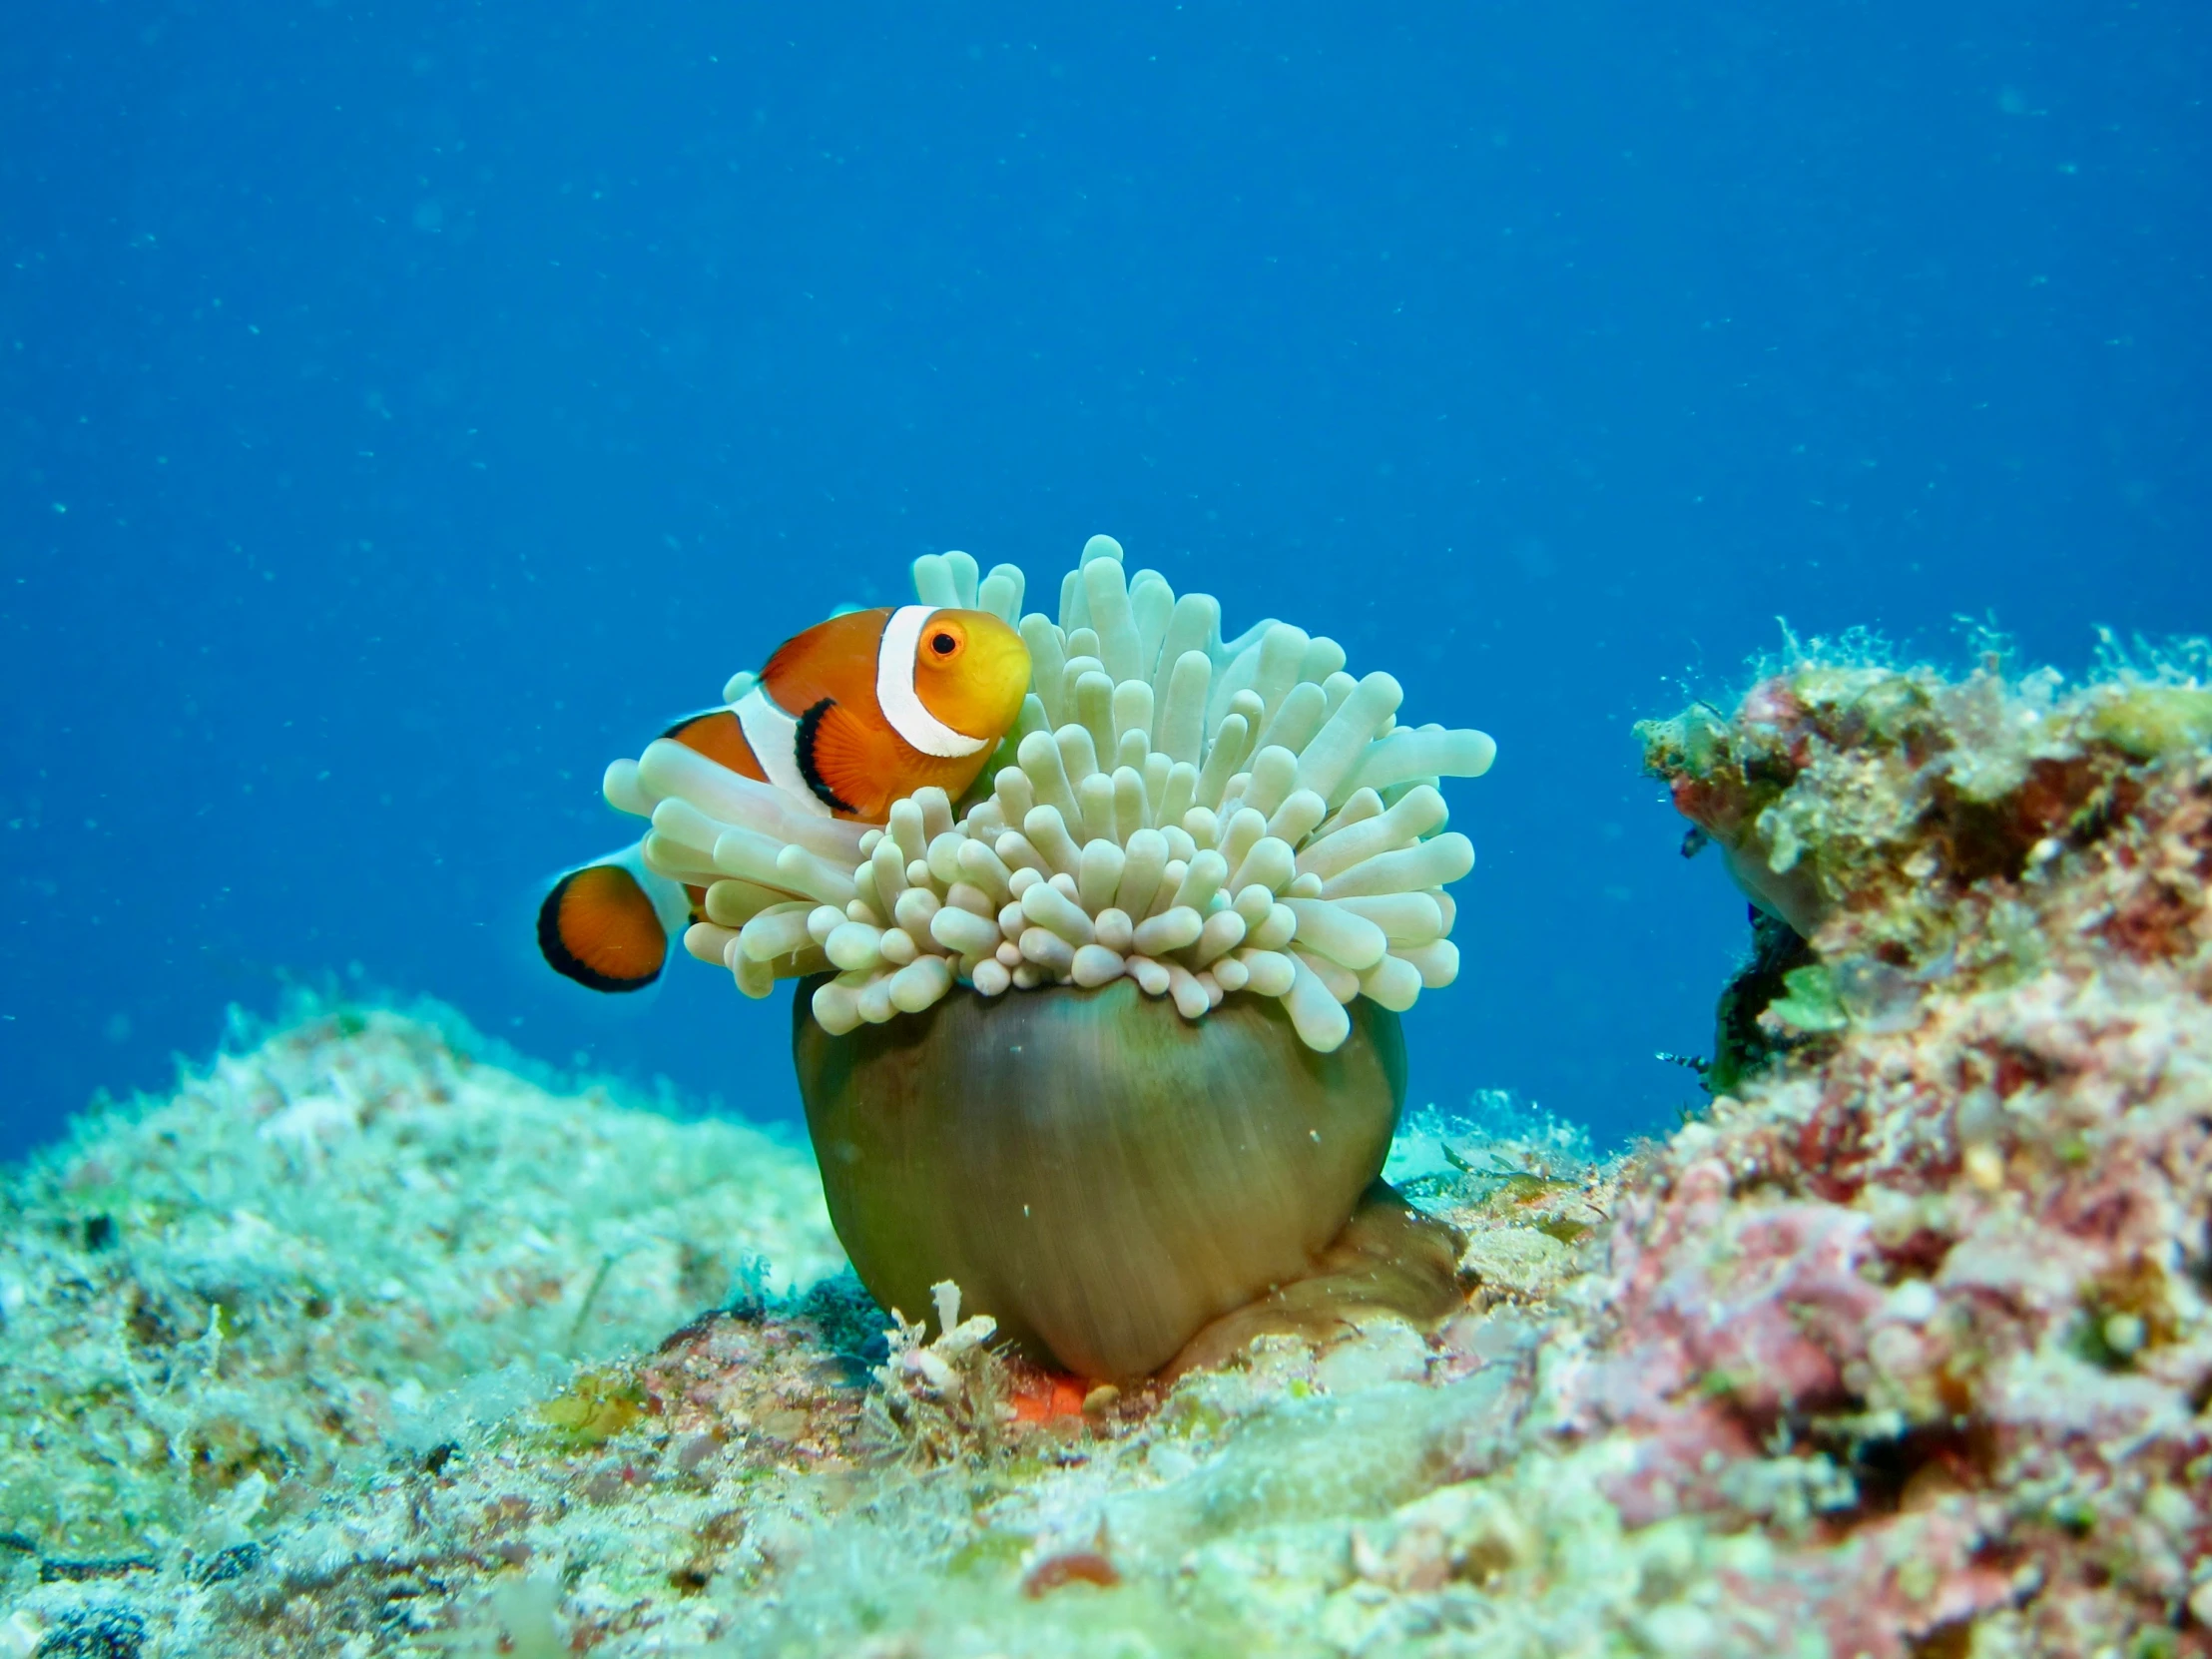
929 631 959 656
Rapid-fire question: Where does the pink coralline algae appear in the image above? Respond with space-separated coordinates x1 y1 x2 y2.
1600 649 2212 1656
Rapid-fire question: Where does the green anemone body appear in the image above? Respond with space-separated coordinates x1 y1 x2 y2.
793 978 1406 1382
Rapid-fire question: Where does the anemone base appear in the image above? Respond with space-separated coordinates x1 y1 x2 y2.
1161 1179 1464 1380
793 978 1412 1382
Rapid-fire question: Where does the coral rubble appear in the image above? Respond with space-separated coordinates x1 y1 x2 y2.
7 643 2210 1657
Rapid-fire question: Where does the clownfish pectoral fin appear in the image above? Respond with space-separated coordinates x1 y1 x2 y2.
794 698 885 818
537 844 690 993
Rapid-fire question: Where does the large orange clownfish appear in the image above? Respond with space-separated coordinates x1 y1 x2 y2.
538 604 1031 994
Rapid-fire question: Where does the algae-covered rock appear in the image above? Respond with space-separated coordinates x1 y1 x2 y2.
0 1002 840 1569
1638 642 2209 957
2088 682 2212 760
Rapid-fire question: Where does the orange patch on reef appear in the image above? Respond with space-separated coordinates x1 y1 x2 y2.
1022 1549 1121 1597
1005 1366 1090 1425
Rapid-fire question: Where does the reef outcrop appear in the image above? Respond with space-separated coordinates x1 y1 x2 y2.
4 641 2207 1658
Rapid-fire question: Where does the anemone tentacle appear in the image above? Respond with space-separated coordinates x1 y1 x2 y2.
608 535 1495 1051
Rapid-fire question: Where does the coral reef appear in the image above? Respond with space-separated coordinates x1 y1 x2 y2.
0 1004 839 1577
1613 642 2212 1654
621 537 1495 1052
7 641 2210 1657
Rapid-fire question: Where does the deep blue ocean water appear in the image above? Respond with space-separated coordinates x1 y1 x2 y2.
3 3 2203 1159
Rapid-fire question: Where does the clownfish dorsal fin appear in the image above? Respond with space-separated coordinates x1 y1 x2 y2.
662 708 765 782
795 697 896 819
760 609 893 709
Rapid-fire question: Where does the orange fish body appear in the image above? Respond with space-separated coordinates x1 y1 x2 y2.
666 605 1030 821
539 604 1030 992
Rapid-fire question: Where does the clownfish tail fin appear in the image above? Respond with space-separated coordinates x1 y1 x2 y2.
537 842 689 993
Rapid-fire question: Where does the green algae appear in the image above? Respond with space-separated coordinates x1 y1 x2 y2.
2088 684 2212 761
1765 963 1849 1034
943 1529 1029 1577
535 1372 647 1446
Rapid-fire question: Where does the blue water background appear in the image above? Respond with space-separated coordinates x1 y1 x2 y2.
4 4 2204 1158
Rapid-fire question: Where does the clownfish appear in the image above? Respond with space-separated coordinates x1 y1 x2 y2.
538 604 1031 993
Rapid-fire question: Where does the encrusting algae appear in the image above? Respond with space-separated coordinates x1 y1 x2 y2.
0 1004 840 1604
6 626 2212 1658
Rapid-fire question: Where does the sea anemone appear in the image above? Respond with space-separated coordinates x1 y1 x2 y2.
792 978 1414 1381
605 536 1494 1378
613 535 1494 1053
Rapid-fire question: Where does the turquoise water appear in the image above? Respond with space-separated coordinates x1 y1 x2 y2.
4 4 2205 1155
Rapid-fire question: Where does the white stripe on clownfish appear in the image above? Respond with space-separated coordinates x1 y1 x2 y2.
876 604 991 759
732 685 832 818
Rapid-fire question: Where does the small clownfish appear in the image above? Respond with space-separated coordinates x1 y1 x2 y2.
538 604 1031 994
667 603 1033 822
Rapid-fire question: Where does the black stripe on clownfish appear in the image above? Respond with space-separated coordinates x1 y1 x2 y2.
792 699 859 816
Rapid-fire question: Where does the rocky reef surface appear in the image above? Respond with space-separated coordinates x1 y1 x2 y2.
4 646 2208 1658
